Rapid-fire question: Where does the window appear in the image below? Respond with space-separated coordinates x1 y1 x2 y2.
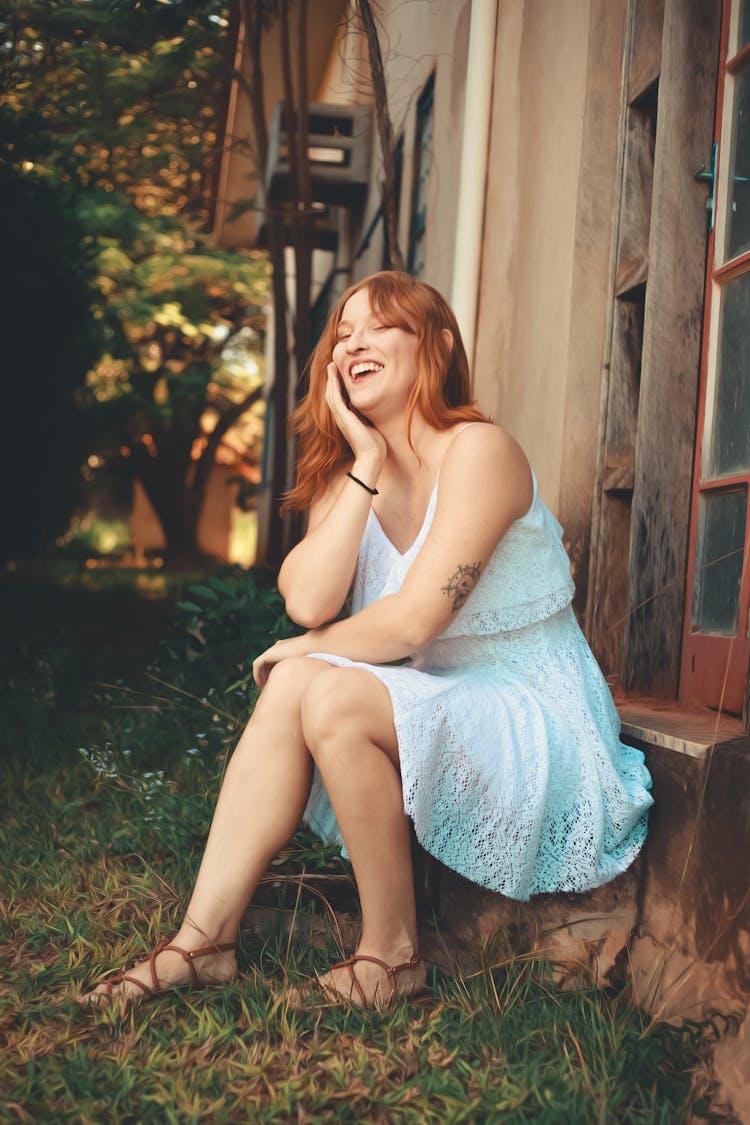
681 0 750 714
382 136 403 269
408 74 434 278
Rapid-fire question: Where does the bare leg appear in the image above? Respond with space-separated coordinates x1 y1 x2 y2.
298 666 426 1004
83 657 330 1002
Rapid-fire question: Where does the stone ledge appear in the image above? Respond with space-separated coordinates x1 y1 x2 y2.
618 720 750 1121
432 860 642 989
619 700 748 759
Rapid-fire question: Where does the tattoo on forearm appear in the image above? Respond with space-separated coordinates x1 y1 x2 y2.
441 562 481 612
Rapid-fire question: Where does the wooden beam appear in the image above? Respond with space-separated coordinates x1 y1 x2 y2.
627 0 665 102
615 104 656 296
622 0 721 696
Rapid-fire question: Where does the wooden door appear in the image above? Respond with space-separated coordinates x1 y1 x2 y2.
681 0 750 714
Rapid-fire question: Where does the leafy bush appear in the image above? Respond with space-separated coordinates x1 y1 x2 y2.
0 161 102 562
171 566 300 708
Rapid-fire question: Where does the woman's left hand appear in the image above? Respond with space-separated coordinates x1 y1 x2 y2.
252 633 316 688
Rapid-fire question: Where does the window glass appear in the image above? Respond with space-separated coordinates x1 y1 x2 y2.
691 488 747 635
408 77 434 279
707 271 750 477
383 138 404 269
739 0 750 49
726 67 750 261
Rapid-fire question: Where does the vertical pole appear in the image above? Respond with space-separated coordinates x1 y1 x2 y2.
450 0 499 371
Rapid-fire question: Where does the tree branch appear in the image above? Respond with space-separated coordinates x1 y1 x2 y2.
357 0 405 270
279 0 301 198
293 0 313 399
240 0 269 177
191 383 264 503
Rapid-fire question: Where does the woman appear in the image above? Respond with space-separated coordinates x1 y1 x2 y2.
84 271 652 1008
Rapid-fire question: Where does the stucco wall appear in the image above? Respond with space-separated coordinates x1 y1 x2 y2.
318 0 471 298
474 0 626 604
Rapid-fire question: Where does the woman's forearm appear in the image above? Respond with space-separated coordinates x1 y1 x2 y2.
252 592 418 688
305 592 427 664
278 456 383 626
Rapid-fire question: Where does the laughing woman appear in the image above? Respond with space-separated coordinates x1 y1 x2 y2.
83 271 652 1008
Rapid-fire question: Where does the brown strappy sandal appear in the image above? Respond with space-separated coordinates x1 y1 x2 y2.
286 951 430 1009
81 938 237 1005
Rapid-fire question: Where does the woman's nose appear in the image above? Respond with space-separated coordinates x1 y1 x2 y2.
344 326 367 351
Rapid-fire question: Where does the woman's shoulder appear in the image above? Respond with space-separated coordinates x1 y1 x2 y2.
441 422 533 512
445 418 528 452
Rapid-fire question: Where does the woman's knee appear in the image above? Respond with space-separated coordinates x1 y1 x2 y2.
253 656 321 717
300 667 358 752
229 657 322 769
300 667 395 765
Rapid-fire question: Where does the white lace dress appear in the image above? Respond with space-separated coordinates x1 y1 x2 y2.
302 472 653 901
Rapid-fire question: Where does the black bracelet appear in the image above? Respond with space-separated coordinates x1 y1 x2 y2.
346 470 379 496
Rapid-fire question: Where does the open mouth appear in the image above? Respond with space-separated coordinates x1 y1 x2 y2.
350 361 384 381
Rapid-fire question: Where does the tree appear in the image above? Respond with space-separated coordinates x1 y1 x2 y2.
1 0 272 565
83 196 270 565
0 159 102 562
1 0 232 224
358 0 404 272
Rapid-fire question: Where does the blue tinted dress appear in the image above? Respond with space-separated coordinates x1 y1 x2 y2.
302 472 653 901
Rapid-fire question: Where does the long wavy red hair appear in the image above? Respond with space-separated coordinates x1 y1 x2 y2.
282 270 489 513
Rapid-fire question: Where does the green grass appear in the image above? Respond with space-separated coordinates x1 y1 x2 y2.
0 569 720 1123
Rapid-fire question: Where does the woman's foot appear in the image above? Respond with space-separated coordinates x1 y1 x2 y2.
80 935 237 1007
285 946 428 1009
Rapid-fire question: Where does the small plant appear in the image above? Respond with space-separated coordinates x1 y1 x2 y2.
78 742 219 859
177 567 295 650
168 566 299 709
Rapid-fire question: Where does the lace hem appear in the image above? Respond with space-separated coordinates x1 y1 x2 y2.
442 577 575 635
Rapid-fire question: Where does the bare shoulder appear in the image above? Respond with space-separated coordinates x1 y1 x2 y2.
441 422 533 519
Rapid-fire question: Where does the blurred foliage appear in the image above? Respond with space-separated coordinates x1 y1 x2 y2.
57 514 132 558
0 162 103 562
75 190 270 565
0 0 233 224
174 566 299 707
0 0 272 564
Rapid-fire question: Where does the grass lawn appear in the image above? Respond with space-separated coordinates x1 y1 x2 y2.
0 567 720 1123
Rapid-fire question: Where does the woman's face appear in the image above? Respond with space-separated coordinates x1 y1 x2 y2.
331 287 419 422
